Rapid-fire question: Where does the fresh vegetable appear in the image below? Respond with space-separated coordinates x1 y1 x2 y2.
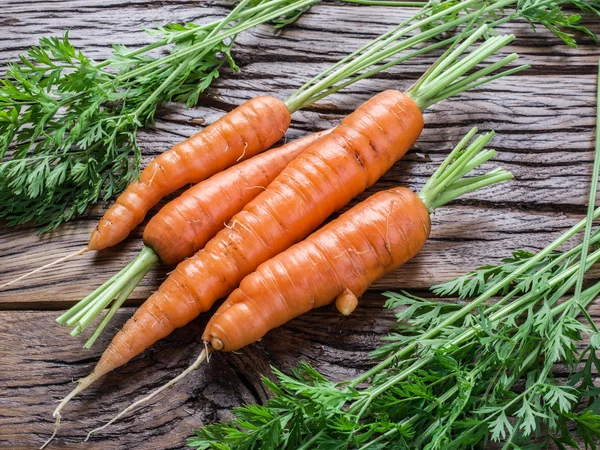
88 95 291 251
30 0 512 339
94 125 512 437
0 0 317 232
58 130 331 347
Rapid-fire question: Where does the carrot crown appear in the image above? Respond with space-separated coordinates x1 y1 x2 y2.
56 245 159 348
406 24 528 110
418 127 513 212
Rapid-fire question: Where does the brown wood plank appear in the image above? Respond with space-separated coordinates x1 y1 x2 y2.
0 205 597 308
1 297 598 449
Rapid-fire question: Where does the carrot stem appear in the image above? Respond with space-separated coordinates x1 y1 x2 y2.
92 0 298 70
130 0 252 121
56 258 136 324
285 0 514 112
118 0 318 83
571 60 600 307
71 247 158 334
417 128 512 212
58 246 158 342
83 269 147 348
406 26 529 110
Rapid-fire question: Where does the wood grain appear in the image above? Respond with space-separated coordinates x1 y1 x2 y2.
2 294 598 449
1 1 600 449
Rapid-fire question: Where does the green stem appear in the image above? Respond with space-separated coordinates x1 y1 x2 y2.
83 269 147 349
342 0 426 5
407 26 528 110
56 258 136 324
419 131 494 208
417 128 512 212
119 0 318 83
93 0 288 70
573 61 600 304
71 247 158 334
61 247 157 335
430 170 513 210
420 127 478 195
52 0 309 110
285 0 518 112
130 0 245 121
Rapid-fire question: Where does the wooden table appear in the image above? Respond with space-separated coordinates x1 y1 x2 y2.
1 1 599 449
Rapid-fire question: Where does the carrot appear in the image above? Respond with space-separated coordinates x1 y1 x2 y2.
56 130 331 346
88 27 522 377
205 186 431 351
89 127 513 436
89 96 291 251
90 88 423 373
203 130 515 351
54 87 423 432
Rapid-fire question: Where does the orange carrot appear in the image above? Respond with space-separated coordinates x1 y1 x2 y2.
202 129 514 351
90 89 422 376
88 96 291 251
204 187 430 351
50 28 526 442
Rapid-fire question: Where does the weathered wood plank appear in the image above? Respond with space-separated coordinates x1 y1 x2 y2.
1 205 596 308
1 297 598 449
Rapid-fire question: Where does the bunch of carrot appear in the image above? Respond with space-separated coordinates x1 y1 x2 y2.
1 0 600 448
36 0 511 347
29 14 529 444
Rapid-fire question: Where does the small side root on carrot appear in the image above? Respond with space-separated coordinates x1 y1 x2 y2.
1 246 88 290
40 372 97 449
85 347 210 441
335 289 359 316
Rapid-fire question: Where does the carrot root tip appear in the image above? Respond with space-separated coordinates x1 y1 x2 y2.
39 413 60 450
0 246 88 291
41 372 96 449
86 348 210 439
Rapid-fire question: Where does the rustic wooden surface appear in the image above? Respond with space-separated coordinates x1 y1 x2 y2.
1 1 600 449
